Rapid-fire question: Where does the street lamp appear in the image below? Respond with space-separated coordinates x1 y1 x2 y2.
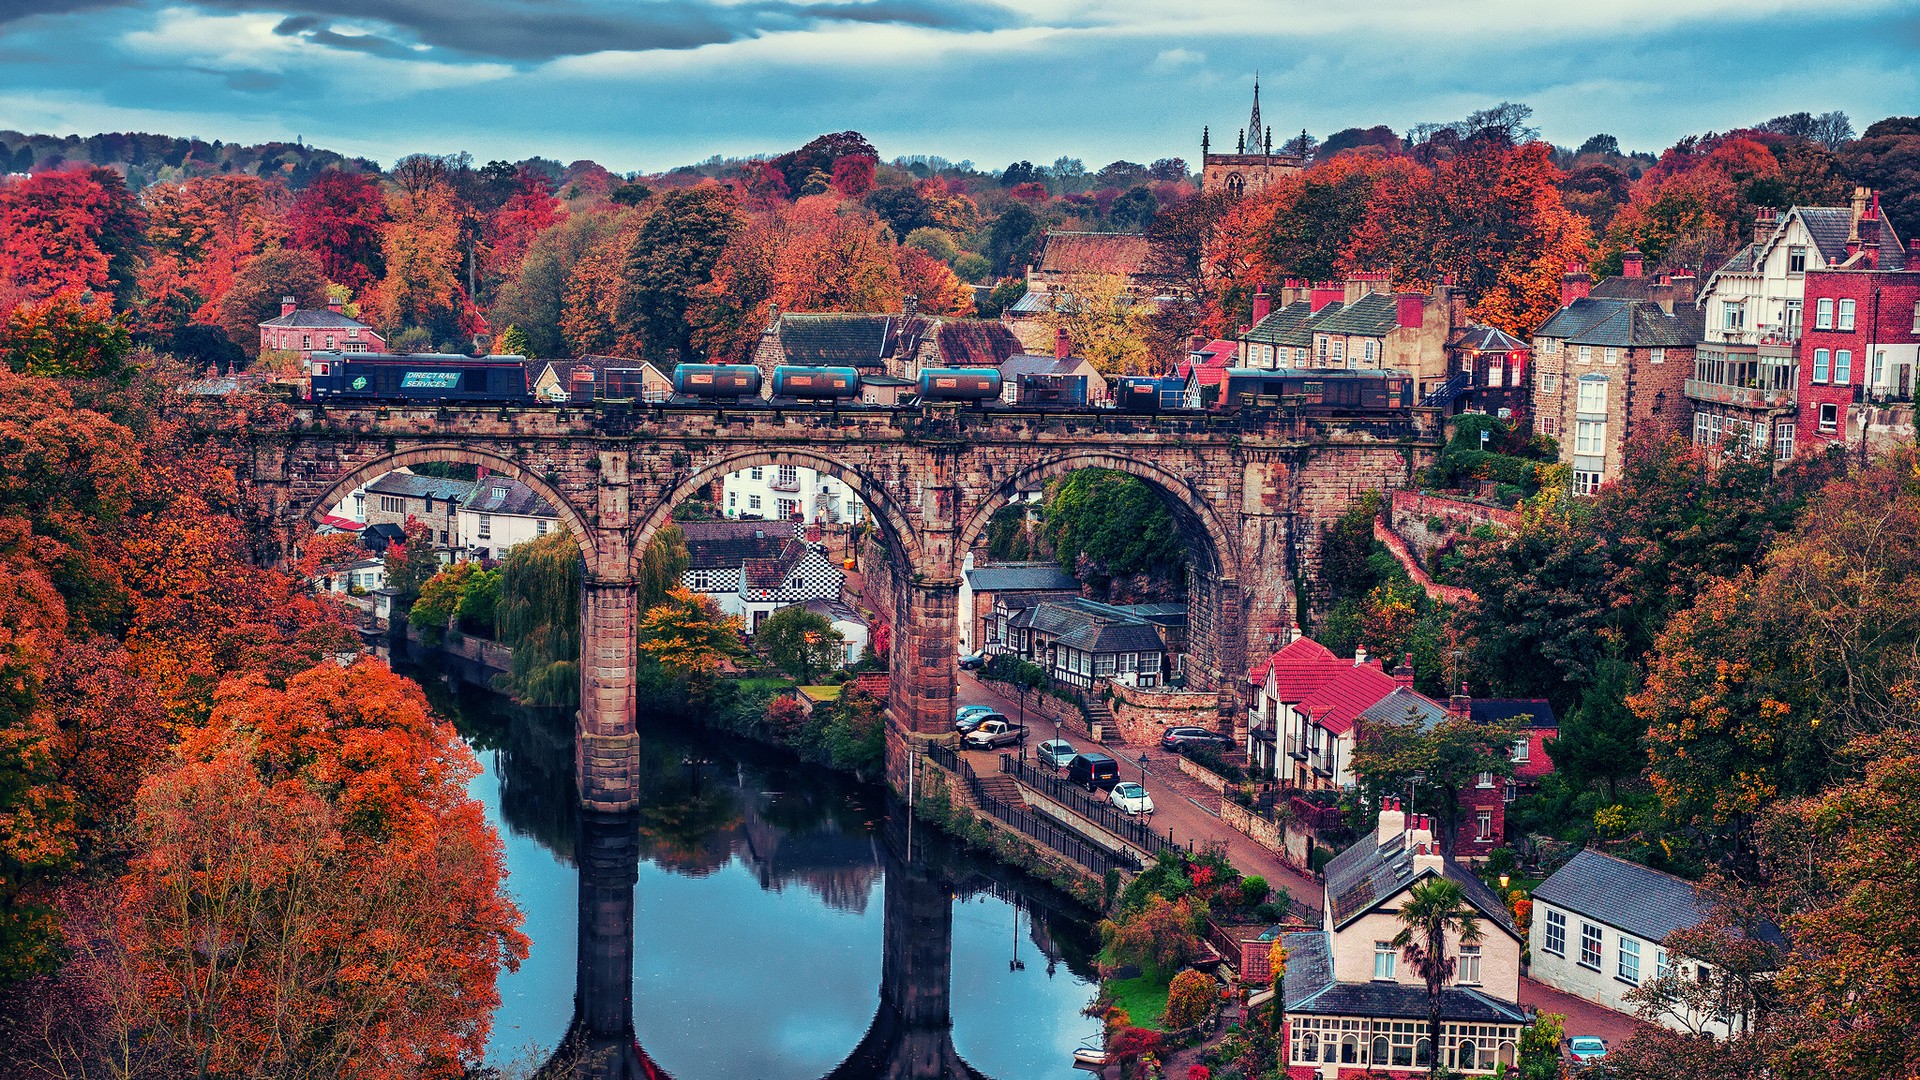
1499 873 1511 890
1138 752 1151 785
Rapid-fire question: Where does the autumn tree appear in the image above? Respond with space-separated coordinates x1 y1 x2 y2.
485 167 564 292
213 246 329 359
0 288 132 378
499 209 628 358
1162 969 1216 1030
0 167 145 310
384 517 442 608
1351 706 1524 852
371 180 471 346
1837 116 1920 239
103 660 527 1078
1099 894 1206 982
1038 272 1155 374
638 587 744 688
0 559 77 986
142 174 289 317
288 169 389 292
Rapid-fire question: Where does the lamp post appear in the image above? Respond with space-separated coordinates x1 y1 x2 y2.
1138 752 1151 785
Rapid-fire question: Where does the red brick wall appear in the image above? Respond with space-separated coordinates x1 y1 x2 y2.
1796 268 1920 453
1455 784 1507 858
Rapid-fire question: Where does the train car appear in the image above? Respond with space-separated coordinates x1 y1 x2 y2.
1116 375 1187 413
1218 367 1412 413
916 367 1002 402
309 352 531 403
672 363 762 398
771 365 861 400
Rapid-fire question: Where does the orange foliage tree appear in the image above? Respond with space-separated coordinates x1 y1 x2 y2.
0 167 145 311
142 174 290 320
104 660 527 1078
370 181 471 343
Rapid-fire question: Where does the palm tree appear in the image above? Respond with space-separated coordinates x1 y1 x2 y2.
1392 877 1483 1077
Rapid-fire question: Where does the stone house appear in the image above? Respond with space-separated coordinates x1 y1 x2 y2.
679 520 845 634
958 557 1079 655
1532 262 1699 495
1281 800 1527 1076
1003 230 1161 352
1530 849 1782 1039
995 595 1178 689
363 471 477 549
749 309 1022 390
1236 278 1464 401
1794 228 1920 457
457 475 559 561
258 296 385 362
1445 325 1531 421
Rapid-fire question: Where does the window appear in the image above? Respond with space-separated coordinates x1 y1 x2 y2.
1834 349 1852 384
1095 653 1116 676
1816 298 1834 329
1813 348 1830 382
689 570 711 591
1656 948 1673 980
379 495 404 514
1775 421 1796 461
1513 738 1530 763
1294 347 1307 363
1819 403 1839 433
1458 945 1482 986
1486 363 1503 387
1374 941 1396 980
1838 299 1856 331
1539 415 1559 436
748 495 762 510
301 333 312 349
1873 349 1887 388
1650 347 1666 364
1788 245 1807 274
536 519 549 536
1544 911 1566 957
1504 780 1518 803
1578 345 1592 363
727 492 737 507
324 334 334 348
1723 302 1744 331
1787 299 1803 337
750 467 763 480
776 498 799 519
1575 420 1606 455
1331 339 1346 362
1476 810 1493 840
1364 339 1376 361
1604 347 1619 365
1576 377 1608 413
1572 469 1603 495
1580 922 1604 970
1316 336 1329 361
1913 299 1920 333
1619 938 1641 984
777 464 798 487
1539 373 1559 394
1477 771 1495 788
476 515 491 540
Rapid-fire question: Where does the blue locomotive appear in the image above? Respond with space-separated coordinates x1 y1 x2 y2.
309 352 531 403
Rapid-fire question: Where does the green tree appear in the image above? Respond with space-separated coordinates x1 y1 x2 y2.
757 605 844 684
1516 1012 1565 1080
1352 705 1524 852
1042 469 1186 596
495 530 581 707
618 186 743 363
383 518 442 609
638 523 688 611
1392 878 1483 1078
495 324 530 358
1548 651 1642 802
408 562 477 644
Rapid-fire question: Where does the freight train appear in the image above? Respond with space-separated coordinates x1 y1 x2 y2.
306 351 1417 418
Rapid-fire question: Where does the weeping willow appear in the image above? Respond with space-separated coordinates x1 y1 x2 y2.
495 530 583 707
494 525 689 707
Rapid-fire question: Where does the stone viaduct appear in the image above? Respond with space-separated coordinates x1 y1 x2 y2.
247 401 1440 810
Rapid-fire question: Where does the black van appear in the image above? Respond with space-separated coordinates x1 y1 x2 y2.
1067 752 1120 791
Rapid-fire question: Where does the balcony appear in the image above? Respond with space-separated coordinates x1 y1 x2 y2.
1684 380 1795 411
768 476 801 492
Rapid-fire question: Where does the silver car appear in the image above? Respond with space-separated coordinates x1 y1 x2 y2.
1037 739 1077 767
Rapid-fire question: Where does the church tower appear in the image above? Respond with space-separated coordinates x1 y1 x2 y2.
1201 76 1303 196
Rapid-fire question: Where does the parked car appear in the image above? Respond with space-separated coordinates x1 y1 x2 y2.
954 705 995 732
1036 739 1077 767
963 717 1024 750
1067 752 1120 790
1565 1036 1608 1063
1110 781 1155 815
957 651 985 670
1162 726 1233 751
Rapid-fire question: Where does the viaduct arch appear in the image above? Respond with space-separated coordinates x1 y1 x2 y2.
247 402 1438 809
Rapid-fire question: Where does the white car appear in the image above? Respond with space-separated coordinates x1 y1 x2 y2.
1110 781 1155 815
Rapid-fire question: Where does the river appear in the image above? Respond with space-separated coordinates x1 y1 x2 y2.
410 666 1107 1079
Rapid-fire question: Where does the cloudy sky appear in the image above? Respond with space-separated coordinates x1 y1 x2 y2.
2 0 1916 173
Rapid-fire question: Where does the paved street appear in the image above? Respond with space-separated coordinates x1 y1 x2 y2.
954 670 1322 909
1518 976 1646 1045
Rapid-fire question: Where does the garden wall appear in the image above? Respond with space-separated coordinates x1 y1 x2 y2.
1108 681 1225 746
1386 489 1518 563
1221 800 1312 870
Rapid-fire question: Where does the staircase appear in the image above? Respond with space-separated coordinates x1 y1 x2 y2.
1083 697 1115 742
974 772 1024 806
1419 371 1472 409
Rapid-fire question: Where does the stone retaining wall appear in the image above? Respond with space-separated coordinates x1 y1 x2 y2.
1178 755 1231 793
1108 682 1226 747
1387 489 1519 563
1221 800 1311 868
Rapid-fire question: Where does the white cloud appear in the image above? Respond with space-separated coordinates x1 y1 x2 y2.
542 21 1059 79
1149 47 1204 73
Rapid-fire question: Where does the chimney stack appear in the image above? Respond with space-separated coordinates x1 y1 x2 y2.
1394 653 1414 689
1396 292 1425 330
1190 332 1206 353
327 296 343 314
1560 260 1591 307
1860 194 1882 269
1850 186 1871 240
1754 207 1779 244
1908 237 1920 266
1450 681 1471 716
1354 643 1369 668
1054 327 1072 360
1669 270 1697 306
1309 281 1343 313
1621 249 1644 278
1651 272 1675 315
1252 283 1271 325
1377 796 1407 844
280 295 297 317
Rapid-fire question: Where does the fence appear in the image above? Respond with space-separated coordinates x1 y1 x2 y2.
1000 755 1181 857
923 743 1140 877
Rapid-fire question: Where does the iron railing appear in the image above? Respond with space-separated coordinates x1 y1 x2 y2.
925 744 1139 876
1001 755 1181 856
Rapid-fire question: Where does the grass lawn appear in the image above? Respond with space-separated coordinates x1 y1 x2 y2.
798 684 842 702
1105 972 1170 1030
735 675 796 695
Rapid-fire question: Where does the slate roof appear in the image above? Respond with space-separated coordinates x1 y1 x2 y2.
1241 301 1322 348
1355 686 1451 731
533 356 667 399
1036 231 1152 277
461 476 557 518
1006 596 1173 655
1312 292 1401 337
1323 827 1519 936
801 597 865 625
1532 849 1784 947
1001 355 1094 380
365 472 478 503
259 308 374 330
1451 325 1527 352
1279 931 1528 1022
777 314 927 368
965 564 1081 592
742 540 807 589
1793 206 1906 270
1534 297 1699 348
1469 699 1557 730
680 521 793 570
934 320 1023 367
1054 620 1167 654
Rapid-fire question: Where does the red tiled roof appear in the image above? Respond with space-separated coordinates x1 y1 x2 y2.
1248 635 1336 684
1295 665 1400 736
1037 231 1151 276
935 319 1023 366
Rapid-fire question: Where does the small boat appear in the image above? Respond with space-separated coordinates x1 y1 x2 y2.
1072 1039 1109 1070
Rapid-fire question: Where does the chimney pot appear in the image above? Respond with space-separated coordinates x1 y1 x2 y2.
280 295 297 317
1309 282 1342 313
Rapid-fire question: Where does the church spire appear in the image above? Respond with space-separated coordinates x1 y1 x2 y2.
1248 74 1263 157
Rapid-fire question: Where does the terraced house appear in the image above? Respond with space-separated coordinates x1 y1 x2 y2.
1234 277 1462 400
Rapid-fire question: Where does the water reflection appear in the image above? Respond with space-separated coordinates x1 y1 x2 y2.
415 668 1104 1080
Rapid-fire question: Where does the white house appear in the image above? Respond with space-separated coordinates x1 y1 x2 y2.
1281 798 1527 1076
1244 635 1402 789
799 597 870 667
680 520 845 634
458 475 560 561
721 463 867 525
957 554 1079 655
1529 849 1780 1039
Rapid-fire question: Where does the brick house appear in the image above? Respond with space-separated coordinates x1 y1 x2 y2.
1794 224 1920 457
1532 261 1700 495
363 471 476 549
1689 189 1908 463
1445 325 1531 421
1281 800 1527 1076
1236 278 1465 401
258 296 385 361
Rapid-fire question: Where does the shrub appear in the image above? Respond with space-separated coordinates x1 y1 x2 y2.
1239 875 1269 907
1164 970 1217 1030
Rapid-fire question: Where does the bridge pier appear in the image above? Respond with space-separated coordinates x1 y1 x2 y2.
579 575 641 812
886 580 960 795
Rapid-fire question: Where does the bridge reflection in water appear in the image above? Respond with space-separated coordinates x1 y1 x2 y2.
548 807 999 1080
